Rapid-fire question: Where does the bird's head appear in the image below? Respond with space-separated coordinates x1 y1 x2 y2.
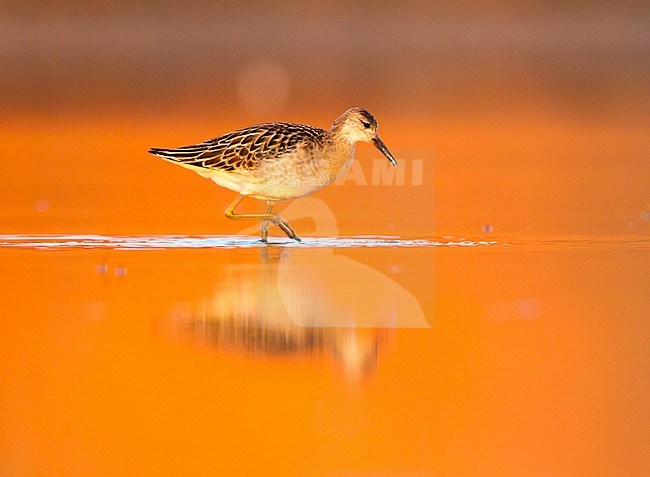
331 107 397 166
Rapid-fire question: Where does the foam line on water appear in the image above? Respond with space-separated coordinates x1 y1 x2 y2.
0 234 497 250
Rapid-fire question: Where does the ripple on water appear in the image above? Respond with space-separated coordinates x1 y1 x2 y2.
0 234 498 250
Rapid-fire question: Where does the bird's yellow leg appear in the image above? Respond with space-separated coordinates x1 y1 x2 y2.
260 201 274 243
224 194 301 242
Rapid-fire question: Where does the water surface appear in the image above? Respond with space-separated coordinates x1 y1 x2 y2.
1 236 648 475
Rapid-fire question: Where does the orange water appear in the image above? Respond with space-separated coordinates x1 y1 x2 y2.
1 241 649 476
2 4 650 474
2 111 649 475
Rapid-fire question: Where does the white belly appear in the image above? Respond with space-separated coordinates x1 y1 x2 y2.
196 145 356 202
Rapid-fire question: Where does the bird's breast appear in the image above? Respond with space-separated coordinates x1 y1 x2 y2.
246 142 356 200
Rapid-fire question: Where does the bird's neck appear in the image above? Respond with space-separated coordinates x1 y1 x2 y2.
327 126 356 152
329 122 357 144
322 131 357 179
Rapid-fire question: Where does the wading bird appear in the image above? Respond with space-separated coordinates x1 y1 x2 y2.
149 107 397 242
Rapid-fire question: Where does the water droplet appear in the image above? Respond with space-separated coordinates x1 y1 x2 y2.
35 199 50 213
114 266 127 277
515 299 541 320
482 225 494 233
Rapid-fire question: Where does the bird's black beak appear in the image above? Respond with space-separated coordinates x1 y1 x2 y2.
372 136 397 166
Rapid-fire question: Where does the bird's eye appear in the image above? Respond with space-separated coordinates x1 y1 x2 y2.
362 121 371 128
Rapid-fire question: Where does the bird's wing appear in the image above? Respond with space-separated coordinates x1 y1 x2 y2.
148 123 327 172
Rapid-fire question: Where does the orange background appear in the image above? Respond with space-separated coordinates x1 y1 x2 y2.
1 2 649 476
2 246 649 475
1 2 648 238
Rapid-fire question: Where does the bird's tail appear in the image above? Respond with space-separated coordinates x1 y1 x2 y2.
148 145 219 179
148 146 207 162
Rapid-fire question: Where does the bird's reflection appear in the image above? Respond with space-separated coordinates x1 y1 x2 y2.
159 197 429 380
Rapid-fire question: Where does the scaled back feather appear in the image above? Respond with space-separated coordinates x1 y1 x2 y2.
149 123 327 172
